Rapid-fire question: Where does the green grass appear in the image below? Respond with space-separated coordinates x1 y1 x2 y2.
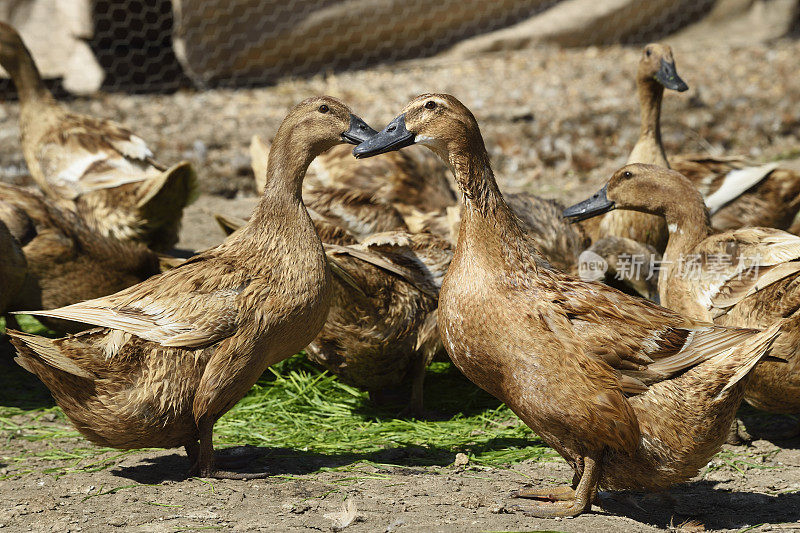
0 314 55 336
213 356 550 466
0 325 552 476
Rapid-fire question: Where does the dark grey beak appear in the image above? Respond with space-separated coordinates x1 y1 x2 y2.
563 184 615 223
341 114 378 145
353 114 415 158
654 59 688 92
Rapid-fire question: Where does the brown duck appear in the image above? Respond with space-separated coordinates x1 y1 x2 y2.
579 236 661 302
8 96 373 478
313 230 452 416
565 163 800 431
220 150 453 416
0 183 160 331
0 22 197 251
354 93 781 517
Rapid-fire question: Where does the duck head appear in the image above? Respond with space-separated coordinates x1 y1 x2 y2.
563 163 703 222
259 96 376 195
353 93 483 163
0 22 32 76
0 22 23 63
640 43 688 93
273 96 376 158
0 22 57 101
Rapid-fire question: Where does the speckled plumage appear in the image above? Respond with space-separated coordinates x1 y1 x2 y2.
307 143 456 216
674 155 800 233
252 133 456 219
0 22 197 252
356 94 780 517
583 236 660 300
304 186 408 239
9 96 366 478
309 230 452 415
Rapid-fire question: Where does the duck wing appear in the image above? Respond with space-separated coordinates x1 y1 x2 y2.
21 252 246 349
304 187 408 238
326 231 452 298
35 114 165 199
673 155 777 215
545 275 761 395
681 228 800 314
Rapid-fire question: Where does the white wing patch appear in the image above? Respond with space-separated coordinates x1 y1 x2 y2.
109 134 154 161
705 163 779 214
54 152 107 184
52 152 157 197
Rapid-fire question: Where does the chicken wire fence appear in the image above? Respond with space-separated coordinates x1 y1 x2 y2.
4 0 789 94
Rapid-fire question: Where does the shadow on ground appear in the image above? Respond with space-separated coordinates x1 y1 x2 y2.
0 338 55 411
602 480 800 530
111 438 534 484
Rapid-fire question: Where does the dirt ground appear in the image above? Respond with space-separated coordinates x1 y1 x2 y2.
2 401 800 532
2 39 800 532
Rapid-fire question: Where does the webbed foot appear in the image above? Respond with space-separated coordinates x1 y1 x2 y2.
510 499 588 518
511 485 576 502
725 418 753 445
510 452 600 518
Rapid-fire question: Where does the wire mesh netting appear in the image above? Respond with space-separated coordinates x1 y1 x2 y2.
6 0 796 94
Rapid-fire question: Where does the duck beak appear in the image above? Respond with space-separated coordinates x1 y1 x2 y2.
654 59 688 92
353 114 415 158
563 185 615 223
341 114 378 145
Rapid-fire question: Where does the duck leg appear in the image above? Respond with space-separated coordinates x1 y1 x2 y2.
193 415 271 480
511 453 600 518
185 440 199 475
725 418 753 445
513 471 580 501
398 355 427 419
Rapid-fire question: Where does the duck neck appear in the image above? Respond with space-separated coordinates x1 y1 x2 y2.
628 78 669 167
661 200 713 270
241 131 318 240
447 142 535 268
2 45 52 107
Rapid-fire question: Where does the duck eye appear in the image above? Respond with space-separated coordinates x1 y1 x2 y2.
645 49 652 57
425 101 437 110
623 171 633 178
318 104 329 114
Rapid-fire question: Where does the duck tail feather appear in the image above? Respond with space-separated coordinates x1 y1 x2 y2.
7 330 96 380
717 320 782 399
136 161 198 211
